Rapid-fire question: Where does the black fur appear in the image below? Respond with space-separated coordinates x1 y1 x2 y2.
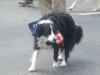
35 12 83 63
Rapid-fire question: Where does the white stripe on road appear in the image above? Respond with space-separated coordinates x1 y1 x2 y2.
71 12 100 16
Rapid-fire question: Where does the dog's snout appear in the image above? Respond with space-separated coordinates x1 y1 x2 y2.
46 38 56 45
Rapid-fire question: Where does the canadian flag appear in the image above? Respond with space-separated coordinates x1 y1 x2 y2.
56 29 64 45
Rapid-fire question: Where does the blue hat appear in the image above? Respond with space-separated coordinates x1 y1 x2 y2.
28 21 39 36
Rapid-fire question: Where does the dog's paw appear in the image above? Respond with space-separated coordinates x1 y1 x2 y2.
28 66 35 72
60 60 67 67
52 61 60 68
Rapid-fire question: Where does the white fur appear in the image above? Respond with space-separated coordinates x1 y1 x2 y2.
38 19 53 24
47 25 56 43
37 36 47 48
58 50 67 67
58 51 64 60
58 54 64 60
53 60 60 68
60 59 67 67
28 50 38 72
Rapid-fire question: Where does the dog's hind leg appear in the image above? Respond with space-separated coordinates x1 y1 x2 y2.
59 50 67 67
60 50 68 67
60 43 74 67
60 44 71 67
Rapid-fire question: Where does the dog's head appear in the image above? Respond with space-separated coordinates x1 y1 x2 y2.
36 19 57 45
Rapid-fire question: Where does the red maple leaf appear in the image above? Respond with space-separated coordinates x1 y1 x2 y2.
57 34 61 40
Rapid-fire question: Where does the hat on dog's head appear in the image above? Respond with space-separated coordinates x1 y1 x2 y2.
28 21 39 36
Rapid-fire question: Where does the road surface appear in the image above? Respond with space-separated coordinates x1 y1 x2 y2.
0 0 100 75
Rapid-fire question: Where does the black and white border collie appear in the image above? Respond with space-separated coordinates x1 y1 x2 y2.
28 12 83 72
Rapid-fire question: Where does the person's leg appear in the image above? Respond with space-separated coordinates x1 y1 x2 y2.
91 0 100 11
38 0 52 16
68 0 84 10
52 0 66 12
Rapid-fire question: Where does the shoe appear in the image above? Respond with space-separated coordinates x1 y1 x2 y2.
91 8 99 12
68 7 73 10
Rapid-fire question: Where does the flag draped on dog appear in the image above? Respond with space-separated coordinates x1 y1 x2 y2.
56 29 63 46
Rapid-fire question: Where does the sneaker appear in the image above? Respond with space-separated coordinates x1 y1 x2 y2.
91 8 99 12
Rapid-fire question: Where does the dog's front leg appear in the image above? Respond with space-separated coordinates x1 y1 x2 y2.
53 45 60 68
28 50 39 72
28 37 39 72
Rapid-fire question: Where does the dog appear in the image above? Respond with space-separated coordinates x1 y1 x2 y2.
28 12 83 72
68 0 100 12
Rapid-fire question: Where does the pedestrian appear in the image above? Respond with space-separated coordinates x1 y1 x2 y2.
38 0 66 16
18 0 36 7
68 0 100 12
18 0 66 13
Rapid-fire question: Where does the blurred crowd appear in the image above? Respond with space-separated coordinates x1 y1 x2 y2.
18 0 100 13
68 0 100 12
19 0 66 16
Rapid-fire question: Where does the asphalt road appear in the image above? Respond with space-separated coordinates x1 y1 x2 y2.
0 0 100 75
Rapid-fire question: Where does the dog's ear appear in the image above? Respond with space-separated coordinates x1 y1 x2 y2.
37 25 42 31
37 24 44 37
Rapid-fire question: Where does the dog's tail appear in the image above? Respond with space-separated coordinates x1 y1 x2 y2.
75 25 83 44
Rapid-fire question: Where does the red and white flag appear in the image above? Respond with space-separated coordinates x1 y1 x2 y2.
56 29 64 45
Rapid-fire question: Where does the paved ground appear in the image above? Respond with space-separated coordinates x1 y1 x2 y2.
0 0 100 75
